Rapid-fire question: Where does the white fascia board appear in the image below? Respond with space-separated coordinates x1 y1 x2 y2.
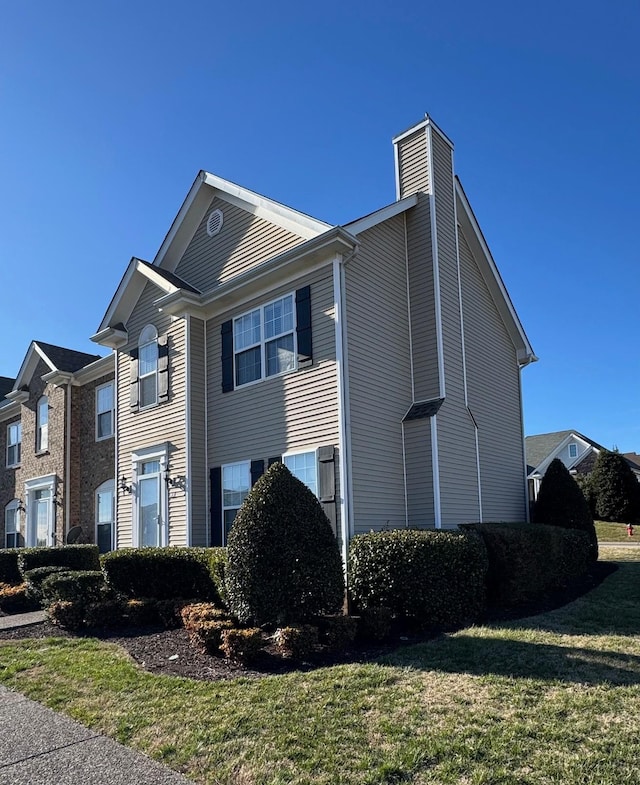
12 342 56 392
455 180 537 365
91 326 129 349
70 354 114 386
345 194 418 235
41 370 73 387
392 115 455 149
4 390 27 403
158 228 358 320
153 172 208 272
202 172 331 239
0 400 20 421
535 432 587 476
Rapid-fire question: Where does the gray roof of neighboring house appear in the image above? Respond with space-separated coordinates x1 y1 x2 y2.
34 342 102 373
137 259 201 294
525 430 606 471
623 453 640 473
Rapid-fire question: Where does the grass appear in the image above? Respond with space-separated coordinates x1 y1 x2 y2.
595 520 636 542
1 550 640 784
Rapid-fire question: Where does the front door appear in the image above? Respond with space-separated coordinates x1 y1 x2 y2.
33 488 52 547
138 459 161 547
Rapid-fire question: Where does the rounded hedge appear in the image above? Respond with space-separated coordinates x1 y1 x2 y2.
590 450 640 524
18 545 100 576
225 462 345 626
348 529 488 628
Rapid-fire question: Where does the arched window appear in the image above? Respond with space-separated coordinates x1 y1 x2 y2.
5 500 22 549
138 325 158 408
95 479 115 553
37 396 49 452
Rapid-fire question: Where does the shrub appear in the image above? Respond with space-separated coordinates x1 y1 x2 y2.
156 599 188 629
590 450 640 524
575 474 597 517
18 545 100 576
226 462 345 626
207 548 228 608
46 600 84 631
124 598 160 627
180 602 231 628
180 602 236 653
24 566 71 605
0 582 34 614
101 547 222 602
468 523 591 608
84 599 125 629
532 458 598 561
274 625 319 659
0 550 22 585
317 615 358 652
348 529 488 628
220 628 263 665
357 606 393 642
40 570 105 607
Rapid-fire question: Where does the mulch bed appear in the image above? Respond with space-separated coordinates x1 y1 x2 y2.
0 560 616 683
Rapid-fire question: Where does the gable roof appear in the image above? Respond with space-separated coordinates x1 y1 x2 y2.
11 341 102 394
525 430 609 476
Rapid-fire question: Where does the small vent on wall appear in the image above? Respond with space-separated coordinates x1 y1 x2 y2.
206 209 224 237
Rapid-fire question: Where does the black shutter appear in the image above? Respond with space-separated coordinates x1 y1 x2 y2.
295 286 312 368
129 347 139 410
250 459 265 485
268 456 282 468
210 467 223 546
157 335 169 403
318 445 337 536
221 320 234 393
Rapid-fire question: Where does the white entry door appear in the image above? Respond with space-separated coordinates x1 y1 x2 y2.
138 459 161 547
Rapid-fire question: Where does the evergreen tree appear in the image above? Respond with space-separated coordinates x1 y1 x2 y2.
590 450 640 523
533 458 598 561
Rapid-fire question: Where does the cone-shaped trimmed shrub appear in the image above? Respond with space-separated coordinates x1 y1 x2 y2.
225 462 345 626
532 458 598 561
590 450 640 524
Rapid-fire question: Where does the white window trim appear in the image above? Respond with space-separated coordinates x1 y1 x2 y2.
138 324 159 410
282 448 320 498
4 499 21 549
233 292 298 388
95 479 115 552
6 422 21 468
568 442 578 459
24 474 56 547
131 444 168 547
95 381 115 441
36 396 49 452
221 460 251 544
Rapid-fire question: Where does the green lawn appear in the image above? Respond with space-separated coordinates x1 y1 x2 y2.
1 549 640 784
595 520 636 542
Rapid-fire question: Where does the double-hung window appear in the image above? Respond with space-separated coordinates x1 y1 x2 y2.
138 325 159 408
283 450 318 497
234 294 296 387
568 443 578 459
5 500 21 548
96 382 114 439
36 396 48 452
6 422 21 467
222 461 250 538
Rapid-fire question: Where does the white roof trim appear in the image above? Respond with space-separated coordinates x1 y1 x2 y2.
0 400 20 420
392 115 455 150
345 194 418 235
12 342 57 392
455 180 536 365
528 432 596 477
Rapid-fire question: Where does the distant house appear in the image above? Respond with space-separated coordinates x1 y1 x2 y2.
92 115 536 558
525 430 640 501
0 342 114 551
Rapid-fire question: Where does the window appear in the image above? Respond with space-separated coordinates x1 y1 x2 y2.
36 396 49 452
95 480 114 553
234 294 296 386
139 325 158 408
96 382 114 439
568 443 578 459
6 422 21 467
283 450 318 496
4 500 21 549
222 461 250 539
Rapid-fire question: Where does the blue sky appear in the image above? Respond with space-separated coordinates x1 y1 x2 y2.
1 1 638 450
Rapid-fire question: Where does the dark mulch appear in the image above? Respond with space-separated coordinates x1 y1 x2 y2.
0 560 616 683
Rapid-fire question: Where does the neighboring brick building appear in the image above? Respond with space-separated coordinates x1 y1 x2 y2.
0 342 114 552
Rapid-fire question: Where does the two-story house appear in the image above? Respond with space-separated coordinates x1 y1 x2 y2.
0 342 115 551
92 116 536 561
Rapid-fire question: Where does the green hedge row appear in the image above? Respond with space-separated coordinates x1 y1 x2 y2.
348 529 489 628
18 545 100 575
465 523 591 608
101 547 227 603
0 550 22 585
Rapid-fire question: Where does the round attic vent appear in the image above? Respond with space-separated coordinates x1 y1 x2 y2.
206 209 224 237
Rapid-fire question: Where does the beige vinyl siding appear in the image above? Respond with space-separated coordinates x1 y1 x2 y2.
206 264 340 528
116 281 188 547
188 316 207 545
344 216 413 533
174 196 305 293
406 196 440 401
397 129 429 198
459 230 527 521
403 419 434 527
431 129 480 527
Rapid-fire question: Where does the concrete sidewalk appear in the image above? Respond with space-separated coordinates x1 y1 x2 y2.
0 686 192 784
0 610 45 631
